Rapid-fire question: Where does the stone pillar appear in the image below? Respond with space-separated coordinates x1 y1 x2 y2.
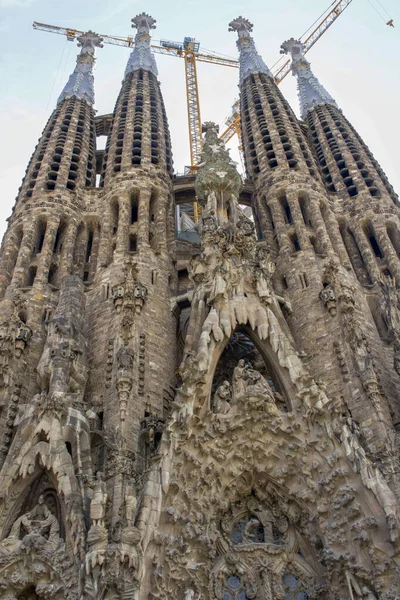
307 194 334 256
138 189 151 248
88 224 100 280
59 220 78 280
10 221 36 288
321 207 351 268
351 225 381 284
35 217 61 287
0 228 23 298
73 224 88 279
116 194 130 255
98 206 112 268
267 197 292 255
156 193 168 251
374 224 400 281
286 190 310 250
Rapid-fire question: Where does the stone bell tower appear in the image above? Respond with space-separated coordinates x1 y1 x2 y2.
0 9 399 600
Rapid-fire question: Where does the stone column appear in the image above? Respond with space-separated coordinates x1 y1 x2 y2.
59 220 78 280
137 188 151 248
286 190 310 250
351 224 381 284
267 196 292 255
88 224 100 280
0 228 23 298
321 207 351 268
10 221 36 289
374 224 400 281
73 224 88 279
98 205 112 268
307 193 334 256
156 193 168 251
35 217 61 287
116 194 130 255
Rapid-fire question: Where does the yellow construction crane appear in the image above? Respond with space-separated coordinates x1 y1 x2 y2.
33 22 238 172
220 0 355 146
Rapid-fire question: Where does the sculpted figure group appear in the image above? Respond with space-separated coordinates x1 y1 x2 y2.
213 359 280 414
0 495 62 555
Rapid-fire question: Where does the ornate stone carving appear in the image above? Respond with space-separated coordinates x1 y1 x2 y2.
116 346 134 421
36 276 88 409
112 262 147 342
0 495 62 555
89 471 108 528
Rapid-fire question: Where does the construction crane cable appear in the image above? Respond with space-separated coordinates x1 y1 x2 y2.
298 0 337 40
374 0 393 17
367 0 389 23
46 39 67 111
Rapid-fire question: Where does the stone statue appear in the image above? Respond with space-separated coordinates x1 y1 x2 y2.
125 484 138 527
255 245 275 303
184 589 199 600
244 367 274 399
232 359 247 401
213 380 232 414
90 472 108 528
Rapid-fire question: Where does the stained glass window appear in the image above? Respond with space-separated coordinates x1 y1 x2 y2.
222 575 249 600
282 573 309 600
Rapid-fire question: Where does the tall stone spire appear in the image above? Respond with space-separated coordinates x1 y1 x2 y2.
124 12 158 78
58 31 103 105
228 16 272 84
280 38 337 119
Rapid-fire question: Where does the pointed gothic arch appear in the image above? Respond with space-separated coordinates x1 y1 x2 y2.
205 325 298 416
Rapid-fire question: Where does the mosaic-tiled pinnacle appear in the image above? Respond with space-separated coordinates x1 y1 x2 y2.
280 38 338 119
228 16 273 84
58 31 103 105
124 13 158 78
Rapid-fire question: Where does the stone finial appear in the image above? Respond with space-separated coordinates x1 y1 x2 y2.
57 31 103 105
131 12 157 32
195 120 242 216
280 37 338 119
229 16 272 84
125 12 158 78
58 31 103 105
77 31 104 54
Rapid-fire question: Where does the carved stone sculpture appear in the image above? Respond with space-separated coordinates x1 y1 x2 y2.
213 380 232 414
0 495 62 555
90 472 108 528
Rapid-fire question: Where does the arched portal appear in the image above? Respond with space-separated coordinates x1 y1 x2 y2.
210 328 294 413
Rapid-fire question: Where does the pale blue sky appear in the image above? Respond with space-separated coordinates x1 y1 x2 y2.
0 0 399 239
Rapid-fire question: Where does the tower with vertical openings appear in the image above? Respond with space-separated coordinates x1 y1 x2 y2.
0 11 399 600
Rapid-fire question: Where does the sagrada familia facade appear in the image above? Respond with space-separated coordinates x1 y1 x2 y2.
0 10 399 599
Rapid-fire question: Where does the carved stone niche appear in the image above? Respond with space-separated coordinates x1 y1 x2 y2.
211 330 290 414
0 489 64 557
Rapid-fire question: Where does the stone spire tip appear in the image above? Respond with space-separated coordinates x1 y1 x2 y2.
228 16 253 34
280 37 338 118
57 29 102 106
125 12 158 78
228 16 272 84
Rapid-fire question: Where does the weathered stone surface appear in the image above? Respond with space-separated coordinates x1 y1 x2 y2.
0 12 399 600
